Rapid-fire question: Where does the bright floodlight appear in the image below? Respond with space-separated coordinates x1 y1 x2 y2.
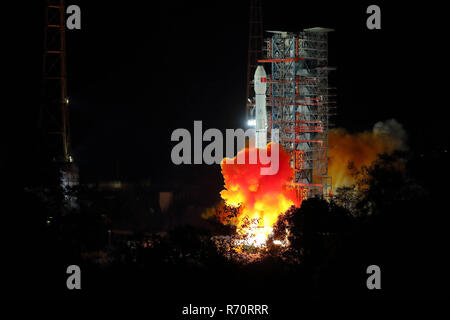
247 119 256 127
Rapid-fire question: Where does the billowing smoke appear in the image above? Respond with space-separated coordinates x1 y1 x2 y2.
217 143 298 246
329 119 407 189
373 119 408 150
202 143 298 247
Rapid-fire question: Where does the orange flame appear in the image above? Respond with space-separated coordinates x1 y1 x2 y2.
219 143 298 246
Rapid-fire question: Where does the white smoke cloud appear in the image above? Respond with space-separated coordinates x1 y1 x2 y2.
373 119 408 151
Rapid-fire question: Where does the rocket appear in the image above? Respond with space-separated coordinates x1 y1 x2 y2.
254 65 268 149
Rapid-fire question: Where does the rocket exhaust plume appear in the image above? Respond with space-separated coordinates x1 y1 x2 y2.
329 119 407 189
218 143 298 247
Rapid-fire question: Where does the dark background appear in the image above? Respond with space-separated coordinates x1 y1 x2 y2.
15 0 448 189
5 0 450 300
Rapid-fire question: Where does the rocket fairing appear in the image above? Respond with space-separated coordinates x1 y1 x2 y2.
254 65 268 149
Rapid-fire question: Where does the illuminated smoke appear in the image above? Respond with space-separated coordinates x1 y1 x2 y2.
329 119 407 189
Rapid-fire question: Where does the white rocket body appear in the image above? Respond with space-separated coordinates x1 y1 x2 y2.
254 65 267 149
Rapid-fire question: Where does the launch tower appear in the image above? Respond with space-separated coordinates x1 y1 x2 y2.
255 28 335 203
41 0 78 188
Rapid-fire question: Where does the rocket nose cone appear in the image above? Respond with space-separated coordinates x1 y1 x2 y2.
255 65 267 78
254 65 267 94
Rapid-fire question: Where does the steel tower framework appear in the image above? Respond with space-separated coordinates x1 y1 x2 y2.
41 0 71 163
259 28 335 203
41 0 79 190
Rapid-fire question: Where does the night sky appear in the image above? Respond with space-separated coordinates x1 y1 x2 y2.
15 1 448 192
4 0 450 301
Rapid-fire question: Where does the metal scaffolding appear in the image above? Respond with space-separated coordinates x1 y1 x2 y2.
41 0 78 188
41 0 71 164
258 28 335 203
